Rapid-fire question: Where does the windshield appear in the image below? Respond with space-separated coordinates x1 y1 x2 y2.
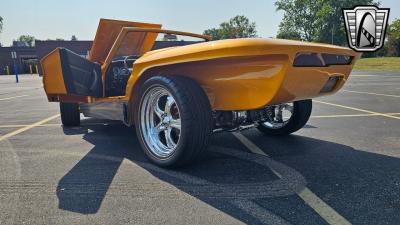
152 33 208 50
109 28 210 61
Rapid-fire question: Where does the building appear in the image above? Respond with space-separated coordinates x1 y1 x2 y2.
0 40 197 75
0 40 92 75
0 46 37 74
35 40 93 60
35 40 93 74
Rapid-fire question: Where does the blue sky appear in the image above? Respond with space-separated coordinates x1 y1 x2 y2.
0 0 399 46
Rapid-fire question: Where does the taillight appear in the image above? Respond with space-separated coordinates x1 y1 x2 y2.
321 54 353 65
293 52 353 67
293 53 324 67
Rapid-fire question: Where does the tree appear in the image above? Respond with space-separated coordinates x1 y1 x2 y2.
0 16 3 33
0 16 3 46
275 0 320 42
71 35 78 41
17 35 35 47
276 19 302 40
386 18 400 56
275 0 377 45
203 15 257 40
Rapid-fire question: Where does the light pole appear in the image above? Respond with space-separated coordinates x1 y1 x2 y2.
11 51 19 83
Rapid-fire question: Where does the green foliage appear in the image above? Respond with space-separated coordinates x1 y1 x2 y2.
0 16 3 33
276 19 302 40
364 19 400 57
0 16 3 46
275 0 320 42
354 57 400 72
386 19 400 56
388 19 400 39
203 15 257 40
275 0 377 45
17 35 35 47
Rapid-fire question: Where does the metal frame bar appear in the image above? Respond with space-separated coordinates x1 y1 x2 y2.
101 27 211 96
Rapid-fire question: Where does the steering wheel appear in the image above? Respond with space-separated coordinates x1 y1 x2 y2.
123 55 139 68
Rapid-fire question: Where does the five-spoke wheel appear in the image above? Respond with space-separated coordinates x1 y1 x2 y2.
136 76 212 167
262 103 294 129
140 87 182 158
257 99 312 135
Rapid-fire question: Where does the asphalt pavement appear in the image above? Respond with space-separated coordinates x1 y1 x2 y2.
0 72 399 225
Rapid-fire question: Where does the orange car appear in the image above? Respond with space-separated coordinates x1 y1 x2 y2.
41 19 360 167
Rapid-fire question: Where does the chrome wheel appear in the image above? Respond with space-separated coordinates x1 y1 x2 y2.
140 86 181 158
263 103 294 129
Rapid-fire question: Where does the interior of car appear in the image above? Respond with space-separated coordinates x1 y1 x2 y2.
105 55 139 97
57 32 206 98
58 49 138 98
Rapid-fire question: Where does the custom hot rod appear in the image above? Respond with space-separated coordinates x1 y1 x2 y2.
41 19 360 167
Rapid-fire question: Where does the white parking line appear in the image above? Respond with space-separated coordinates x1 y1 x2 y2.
296 188 352 225
232 132 352 225
311 113 400 118
351 75 378 77
0 122 122 128
2 113 400 129
233 199 292 225
0 95 29 101
351 75 400 78
314 100 400 120
342 90 400 98
0 114 60 142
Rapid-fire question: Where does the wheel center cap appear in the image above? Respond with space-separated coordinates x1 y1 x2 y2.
163 116 171 124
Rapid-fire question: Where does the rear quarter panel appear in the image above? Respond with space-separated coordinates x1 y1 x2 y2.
125 39 360 110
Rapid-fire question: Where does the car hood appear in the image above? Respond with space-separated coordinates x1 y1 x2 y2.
88 18 161 64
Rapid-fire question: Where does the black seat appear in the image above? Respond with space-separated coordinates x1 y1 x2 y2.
59 48 103 97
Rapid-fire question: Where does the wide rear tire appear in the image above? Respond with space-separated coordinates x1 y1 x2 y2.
257 99 312 135
135 76 213 168
60 102 80 127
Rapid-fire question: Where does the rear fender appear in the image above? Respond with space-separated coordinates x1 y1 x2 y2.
126 54 290 113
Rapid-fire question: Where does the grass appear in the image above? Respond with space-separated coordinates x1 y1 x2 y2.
354 57 400 72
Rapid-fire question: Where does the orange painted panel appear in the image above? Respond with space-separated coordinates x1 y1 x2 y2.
88 19 161 64
41 48 67 95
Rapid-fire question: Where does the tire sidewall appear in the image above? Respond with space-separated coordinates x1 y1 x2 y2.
257 100 312 135
135 77 189 167
60 102 80 126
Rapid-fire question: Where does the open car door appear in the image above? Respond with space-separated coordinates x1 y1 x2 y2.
41 19 161 102
42 48 103 98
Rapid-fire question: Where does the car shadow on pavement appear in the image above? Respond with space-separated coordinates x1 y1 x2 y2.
56 120 400 225
239 129 400 225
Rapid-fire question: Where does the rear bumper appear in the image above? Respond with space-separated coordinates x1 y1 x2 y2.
217 42 361 109
268 64 354 106
188 52 358 110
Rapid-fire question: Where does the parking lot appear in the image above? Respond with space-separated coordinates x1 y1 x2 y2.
0 72 399 225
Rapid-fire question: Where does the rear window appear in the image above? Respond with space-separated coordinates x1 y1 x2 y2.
152 33 207 50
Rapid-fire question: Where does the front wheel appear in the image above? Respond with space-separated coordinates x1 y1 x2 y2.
257 99 312 135
135 76 213 168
